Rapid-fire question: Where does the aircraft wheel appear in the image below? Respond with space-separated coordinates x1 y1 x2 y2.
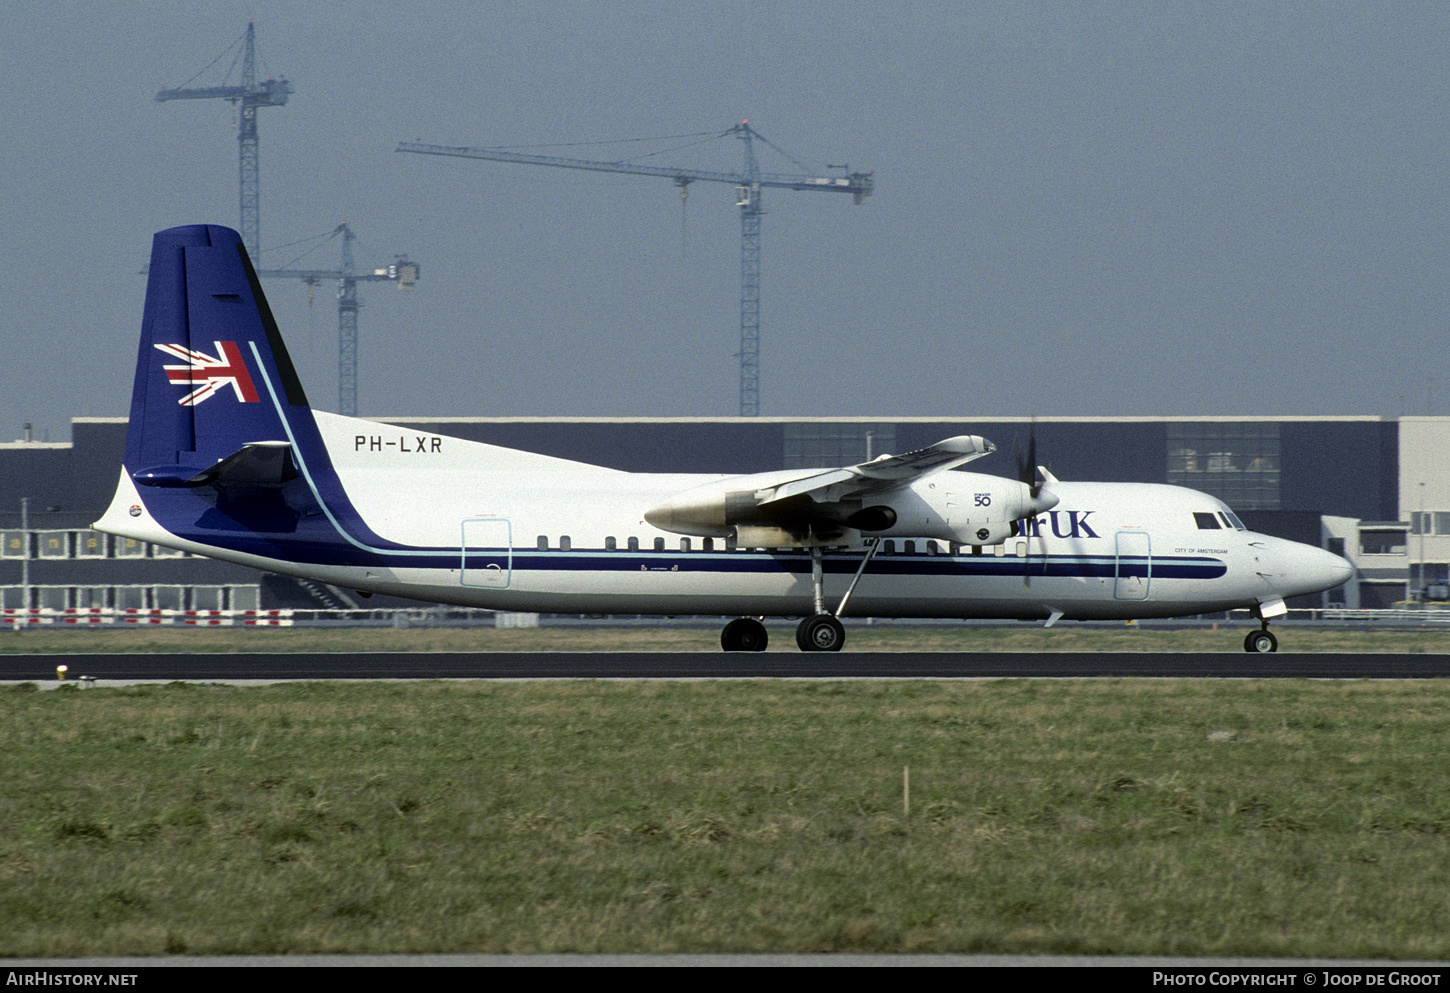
796 614 845 652
1243 630 1278 654
721 617 769 652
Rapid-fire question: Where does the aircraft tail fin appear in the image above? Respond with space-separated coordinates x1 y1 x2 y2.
126 224 312 478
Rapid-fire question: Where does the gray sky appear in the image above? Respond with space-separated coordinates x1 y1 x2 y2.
5 1 1449 441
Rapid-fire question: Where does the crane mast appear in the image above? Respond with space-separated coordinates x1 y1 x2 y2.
398 123 872 416
258 224 421 417
155 22 292 261
156 28 419 417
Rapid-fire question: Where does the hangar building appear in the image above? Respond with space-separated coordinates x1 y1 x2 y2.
1 414 1443 614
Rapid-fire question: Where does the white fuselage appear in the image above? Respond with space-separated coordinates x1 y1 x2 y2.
96 412 1351 622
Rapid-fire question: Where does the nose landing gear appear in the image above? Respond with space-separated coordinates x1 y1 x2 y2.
1243 626 1278 653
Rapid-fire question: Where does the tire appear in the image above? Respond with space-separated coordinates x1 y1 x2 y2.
795 614 845 652
721 617 768 652
1244 630 1278 654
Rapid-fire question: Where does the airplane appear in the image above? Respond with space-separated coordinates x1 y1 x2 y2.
94 224 1354 653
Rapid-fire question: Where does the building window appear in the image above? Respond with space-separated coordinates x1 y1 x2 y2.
1167 423 1280 510
784 423 897 469
1360 529 1407 555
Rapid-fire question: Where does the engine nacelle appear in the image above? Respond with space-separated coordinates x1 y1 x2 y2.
643 469 810 538
644 469 1058 548
861 472 1056 546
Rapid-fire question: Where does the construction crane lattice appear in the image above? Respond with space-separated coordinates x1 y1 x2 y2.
157 26 420 417
259 224 421 417
398 123 872 416
154 22 292 261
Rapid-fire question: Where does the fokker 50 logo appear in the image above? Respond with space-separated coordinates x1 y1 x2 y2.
155 341 260 406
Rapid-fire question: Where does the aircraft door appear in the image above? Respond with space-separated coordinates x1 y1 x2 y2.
1114 530 1151 600
461 518 512 589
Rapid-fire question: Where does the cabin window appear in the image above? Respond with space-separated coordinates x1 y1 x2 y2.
536 535 548 550
703 537 714 552
903 540 916 555
628 537 639 551
680 538 691 551
1193 512 1222 530
653 537 665 552
605 536 617 551
881 540 895 555
559 536 571 551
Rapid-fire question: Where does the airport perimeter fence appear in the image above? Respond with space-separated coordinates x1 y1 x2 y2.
0 605 537 629
5 601 1450 630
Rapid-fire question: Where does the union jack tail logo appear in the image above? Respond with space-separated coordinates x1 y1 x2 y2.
155 341 260 406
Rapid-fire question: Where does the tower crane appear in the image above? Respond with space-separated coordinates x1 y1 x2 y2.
258 224 421 417
155 27 418 417
155 21 292 261
397 123 873 416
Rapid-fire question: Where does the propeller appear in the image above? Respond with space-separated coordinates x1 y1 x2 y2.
1015 421 1048 587
1015 420 1045 500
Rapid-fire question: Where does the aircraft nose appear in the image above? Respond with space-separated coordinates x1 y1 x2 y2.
1323 547 1354 590
1281 542 1353 596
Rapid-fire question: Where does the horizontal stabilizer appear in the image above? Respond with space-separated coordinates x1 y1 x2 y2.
133 441 295 488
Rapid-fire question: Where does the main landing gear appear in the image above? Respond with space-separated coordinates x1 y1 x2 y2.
796 613 845 652
721 617 769 652
720 540 880 652
717 614 848 652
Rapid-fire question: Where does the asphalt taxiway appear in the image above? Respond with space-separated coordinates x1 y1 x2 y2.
5 651 1450 681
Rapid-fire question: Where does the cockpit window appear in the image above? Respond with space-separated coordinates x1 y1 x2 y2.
1194 512 1222 530
1220 511 1246 530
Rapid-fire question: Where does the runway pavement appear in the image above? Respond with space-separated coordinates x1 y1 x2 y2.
5 651 1450 681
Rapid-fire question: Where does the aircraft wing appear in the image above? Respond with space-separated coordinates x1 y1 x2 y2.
643 435 999 543
755 435 995 505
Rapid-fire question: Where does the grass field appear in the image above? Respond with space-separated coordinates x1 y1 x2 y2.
4 621 1450 655
3 675 1450 957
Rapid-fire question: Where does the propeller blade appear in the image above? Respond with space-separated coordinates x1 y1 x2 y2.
1016 420 1044 501
1016 420 1047 586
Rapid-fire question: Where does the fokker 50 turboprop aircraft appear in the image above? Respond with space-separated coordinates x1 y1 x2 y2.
95 225 1353 653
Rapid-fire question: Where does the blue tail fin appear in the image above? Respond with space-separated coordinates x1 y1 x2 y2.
126 224 311 477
